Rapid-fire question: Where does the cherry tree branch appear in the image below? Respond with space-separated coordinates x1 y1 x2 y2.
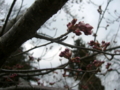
34 33 120 55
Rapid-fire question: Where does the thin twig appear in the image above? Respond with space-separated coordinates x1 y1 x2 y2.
15 0 24 19
113 23 120 43
94 0 111 41
0 0 17 36
9 42 52 58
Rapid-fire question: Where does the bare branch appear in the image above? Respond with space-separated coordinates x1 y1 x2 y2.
34 33 120 55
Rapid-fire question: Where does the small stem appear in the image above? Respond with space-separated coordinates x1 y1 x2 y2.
94 0 111 41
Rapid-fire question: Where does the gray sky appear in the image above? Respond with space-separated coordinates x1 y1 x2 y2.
5 0 35 7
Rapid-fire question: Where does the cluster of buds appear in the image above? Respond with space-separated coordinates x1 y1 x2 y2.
88 40 110 50
3 66 12 69
4 64 24 69
71 57 80 63
59 48 72 59
37 82 41 85
64 85 69 89
49 82 55 85
53 71 58 74
29 55 34 61
114 50 120 54
77 69 82 71
9 73 18 78
93 60 104 67
86 60 104 70
67 19 93 36
12 64 24 69
37 58 41 62
37 82 44 86
86 64 93 70
81 85 88 89
34 78 40 81
4 74 17 82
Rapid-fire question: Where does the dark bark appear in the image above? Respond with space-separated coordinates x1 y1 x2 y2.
0 0 68 67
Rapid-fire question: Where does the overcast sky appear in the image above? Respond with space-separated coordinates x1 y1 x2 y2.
5 0 35 7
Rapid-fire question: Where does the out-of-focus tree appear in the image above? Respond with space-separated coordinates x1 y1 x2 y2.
0 0 120 90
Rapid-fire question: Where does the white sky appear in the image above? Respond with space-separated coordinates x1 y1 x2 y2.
5 0 35 7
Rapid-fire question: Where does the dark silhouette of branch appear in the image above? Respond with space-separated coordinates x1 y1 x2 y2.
0 0 17 36
34 33 120 55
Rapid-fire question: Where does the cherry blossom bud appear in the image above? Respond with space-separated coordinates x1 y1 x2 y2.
49 82 55 85
88 40 95 46
105 42 110 46
59 51 65 57
71 19 77 25
74 29 82 36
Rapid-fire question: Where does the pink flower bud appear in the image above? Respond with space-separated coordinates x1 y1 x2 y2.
71 19 77 25
74 29 82 36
